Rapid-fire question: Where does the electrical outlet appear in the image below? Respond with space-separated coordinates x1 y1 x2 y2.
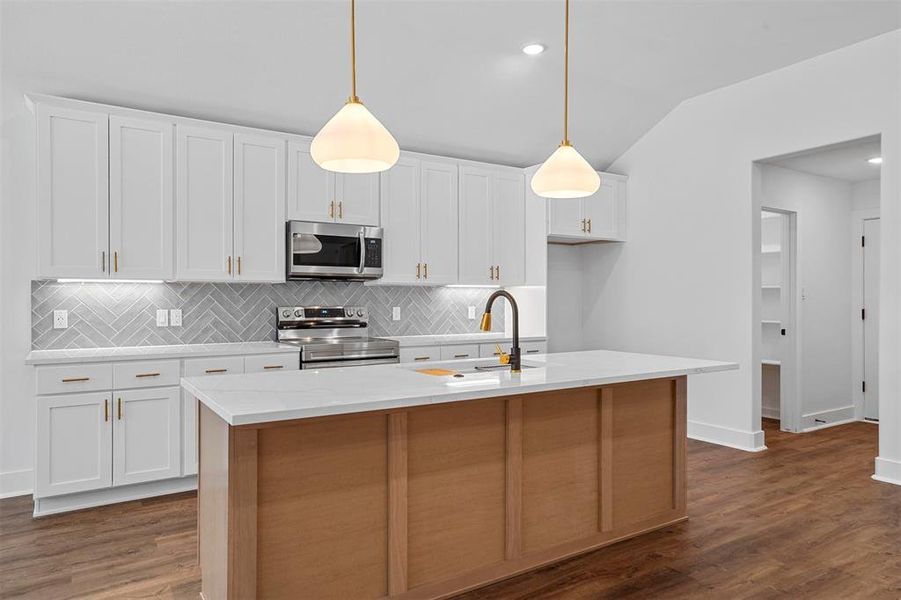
468 306 476 320
169 309 182 327
53 310 68 329
392 306 401 321
156 309 169 327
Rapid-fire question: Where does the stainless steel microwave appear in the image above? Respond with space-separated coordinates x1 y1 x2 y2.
286 221 383 281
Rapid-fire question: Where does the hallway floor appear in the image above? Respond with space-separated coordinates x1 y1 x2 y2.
1 420 898 599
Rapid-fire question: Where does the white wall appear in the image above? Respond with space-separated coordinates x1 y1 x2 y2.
547 245 584 352
760 165 854 420
853 178 881 211
580 31 900 468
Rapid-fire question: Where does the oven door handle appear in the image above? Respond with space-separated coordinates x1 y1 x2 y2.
358 232 366 274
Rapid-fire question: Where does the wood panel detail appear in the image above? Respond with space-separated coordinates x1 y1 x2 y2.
599 387 614 532
388 412 409 595
610 378 676 528
199 405 229 600
256 413 389 599
505 397 523 560
227 429 257 600
521 388 599 553
406 399 507 589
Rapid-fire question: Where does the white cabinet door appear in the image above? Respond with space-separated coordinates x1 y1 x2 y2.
36 392 112 498
420 160 459 285
379 155 421 284
113 387 181 485
399 346 441 363
583 177 621 240
458 165 493 285
523 169 548 286
243 352 300 373
36 105 109 279
234 133 286 282
337 173 380 226
547 197 584 238
493 168 525 286
109 116 174 280
176 126 234 281
287 137 335 222
439 344 479 360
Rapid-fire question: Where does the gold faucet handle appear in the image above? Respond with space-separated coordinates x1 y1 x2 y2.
495 344 510 365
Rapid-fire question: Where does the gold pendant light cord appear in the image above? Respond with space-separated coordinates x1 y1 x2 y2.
350 0 358 102
563 0 570 145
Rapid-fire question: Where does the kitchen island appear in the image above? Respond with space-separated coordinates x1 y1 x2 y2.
183 350 736 600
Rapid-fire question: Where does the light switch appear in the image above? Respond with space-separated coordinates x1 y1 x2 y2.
467 306 476 320
392 307 401 321
156 309 169 327
53 310 68 329
170 309 182 327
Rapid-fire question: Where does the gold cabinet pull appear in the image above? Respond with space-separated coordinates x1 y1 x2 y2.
62 377 90 383
526 349 541 354
489 265 494 280
587 218 592 234
495 265 500 280
423 263 428 279
113 251 119 272
416 263 421 279
263 365 284 370
237 256 242 275
338 201 343 219
414 356 431 361
227 256 232 275
329 201 334 219
454 354 469 359
117 397 122 420
581 218 586 232
104 399 109 422
101 251 106 273
135 372 160 378
205 368 228 374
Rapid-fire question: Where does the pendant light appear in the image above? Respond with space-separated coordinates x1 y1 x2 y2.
311 0 399 173
530 0 600 198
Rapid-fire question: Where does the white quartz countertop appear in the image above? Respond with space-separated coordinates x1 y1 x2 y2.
182 349 738 426
25 341 299 365
383 333 546 347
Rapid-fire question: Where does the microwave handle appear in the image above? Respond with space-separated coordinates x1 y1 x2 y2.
358 232 366 274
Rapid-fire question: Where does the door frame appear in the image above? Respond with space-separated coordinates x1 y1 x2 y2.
852 210 880 421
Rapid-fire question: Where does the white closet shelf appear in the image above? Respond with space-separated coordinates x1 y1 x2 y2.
761 246 781 254
761 320 781 325
762 284 781 290
762 359 781 366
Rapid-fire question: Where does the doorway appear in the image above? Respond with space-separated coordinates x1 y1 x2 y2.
754 135 882 435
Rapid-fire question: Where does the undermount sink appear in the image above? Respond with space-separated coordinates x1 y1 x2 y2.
406 360 539 376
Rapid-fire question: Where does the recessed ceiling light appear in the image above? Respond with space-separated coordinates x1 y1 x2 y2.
868 157 883 165
522 43 546 56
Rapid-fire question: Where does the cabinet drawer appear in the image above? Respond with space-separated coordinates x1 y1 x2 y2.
439 344 479 361
479 343 510 359
522 341 548 356
183 355 245 377
399 346 441 364
35 363 113 395
244 353 299 373
113 359 180 389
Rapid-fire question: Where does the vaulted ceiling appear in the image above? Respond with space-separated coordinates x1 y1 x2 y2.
4 1 899 169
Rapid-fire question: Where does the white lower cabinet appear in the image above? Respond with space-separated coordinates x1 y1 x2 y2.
478 340 548 359
113 387 181 486
36 391 113 498
399 346 441 364
439 344 479 360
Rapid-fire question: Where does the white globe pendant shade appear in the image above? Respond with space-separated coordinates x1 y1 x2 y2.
311 100 400 174
530 143 600 198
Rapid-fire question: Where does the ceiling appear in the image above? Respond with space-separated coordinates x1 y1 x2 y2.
763 136 883 182
4 1 900 169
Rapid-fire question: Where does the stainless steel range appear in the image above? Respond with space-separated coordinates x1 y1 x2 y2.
277 306 400 369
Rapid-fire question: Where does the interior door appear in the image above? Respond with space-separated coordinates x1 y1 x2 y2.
109 116 174 280
493 168 526 285
113 387 181 485
863 218 880 420
176 126 234 281
234 133 286 282
36 104 109 278
583 177 620 240
36 392 112 498
547 197 584 238
379 155 421 284
420 160 459 284
287 138 335 222
458 165 494 284
337 173 380 226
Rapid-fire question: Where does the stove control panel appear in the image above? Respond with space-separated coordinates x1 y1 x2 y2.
277 306 368 323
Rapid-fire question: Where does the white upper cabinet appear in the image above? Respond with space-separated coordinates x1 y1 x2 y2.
286 136 379 226
546 171 628 243
176 125 234 281
458 163 525 286
36 104 109 279
419 159 459 285
109 116 174 280
379 155 422 285
234 133 286 282
113 386 181 486
523 166 548 286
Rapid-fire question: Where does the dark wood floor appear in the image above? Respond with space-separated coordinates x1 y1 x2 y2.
1 420 899 599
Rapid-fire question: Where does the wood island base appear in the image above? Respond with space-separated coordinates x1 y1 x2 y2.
198 376 687 599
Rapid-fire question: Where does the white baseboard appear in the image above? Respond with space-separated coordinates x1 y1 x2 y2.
0 469 34 499
33 476 197 517
800 405 856 432
688 420 767 452
873 456 901 486
761 406 780 420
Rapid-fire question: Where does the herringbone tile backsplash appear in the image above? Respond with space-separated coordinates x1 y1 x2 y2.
31 281 504 350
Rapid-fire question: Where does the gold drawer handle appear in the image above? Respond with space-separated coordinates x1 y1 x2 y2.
135 372 161 378
118 397 122 420
263 365 284 370
414 356 431 361
205 368 228 374
454 354 469 359
104 399 109 422
62 377 90 383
